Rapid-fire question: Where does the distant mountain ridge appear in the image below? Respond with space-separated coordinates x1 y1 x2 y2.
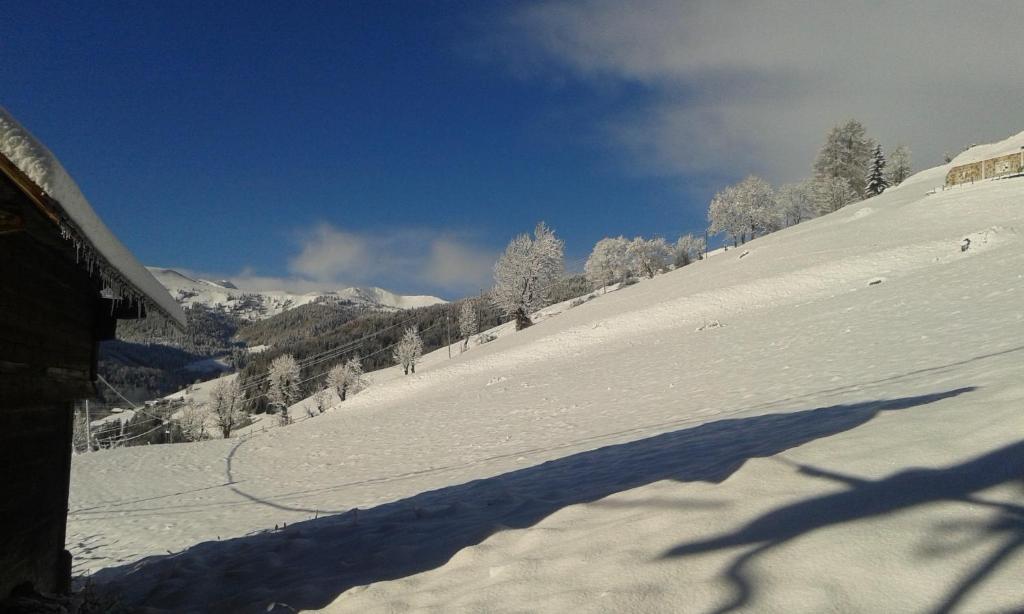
147 267 446 320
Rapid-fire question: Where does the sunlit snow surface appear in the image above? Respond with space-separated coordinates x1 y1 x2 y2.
147 267 446 321
69 159 1024 612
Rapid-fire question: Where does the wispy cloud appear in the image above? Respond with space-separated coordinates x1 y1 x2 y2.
177 224 498 299
493 1 1024 184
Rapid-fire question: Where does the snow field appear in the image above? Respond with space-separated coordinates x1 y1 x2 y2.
68 154 1024 612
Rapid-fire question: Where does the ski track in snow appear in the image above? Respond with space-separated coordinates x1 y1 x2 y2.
67 162 1024 613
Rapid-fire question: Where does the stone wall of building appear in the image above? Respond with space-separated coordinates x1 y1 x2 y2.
983 152 1023 180
946 161 983 186
947 151 1024 186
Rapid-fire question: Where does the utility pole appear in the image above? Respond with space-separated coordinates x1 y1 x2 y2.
446 308 451 359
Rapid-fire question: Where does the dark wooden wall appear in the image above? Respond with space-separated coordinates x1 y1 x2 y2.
0 167 112 597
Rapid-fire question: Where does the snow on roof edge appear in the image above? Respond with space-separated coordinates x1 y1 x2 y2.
949 129 1024 167
0 107 186 328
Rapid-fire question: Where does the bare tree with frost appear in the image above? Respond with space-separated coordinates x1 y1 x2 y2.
775 180 818 227
737 175 779 238
584 236 631 290
814 176 859 214
887 145 912 186
674 233 707 267
491 222 565 330
458 300 478 351
708 184 746 246
628 237 674 279
708 176 777 245
328 354 366 400
393 327 424 375
267 354 300 425
209 377 246 438
178 401 209 442
310 387 329 417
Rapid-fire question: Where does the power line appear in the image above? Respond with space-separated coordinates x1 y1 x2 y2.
235 309 427 393
244 318 447 404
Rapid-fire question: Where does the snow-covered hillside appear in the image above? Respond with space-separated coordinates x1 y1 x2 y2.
69 139 1024 613
148 267 446 320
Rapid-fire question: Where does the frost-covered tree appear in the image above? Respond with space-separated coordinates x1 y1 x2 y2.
210 378 246 438
708 184 746 246
584 236 632 289
736 175 778 238
310 387 329 417
674 233 707 267
866 144 888 197
775 180 818 227
393 327 424 375
458 300 478 350
627 237 674 278
708 176 777 246
814 119 875 198
267 354 300 425
328 354 366 400
813 176 859 214
178 401 209 442
887 145 912 186
491 222 565 329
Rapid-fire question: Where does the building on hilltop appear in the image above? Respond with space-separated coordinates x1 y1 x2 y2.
946 146 1024 187
0 107 186 599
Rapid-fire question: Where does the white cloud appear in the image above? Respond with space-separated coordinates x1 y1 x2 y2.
497 1 1024 184
183 224 497 298
424 238 496 290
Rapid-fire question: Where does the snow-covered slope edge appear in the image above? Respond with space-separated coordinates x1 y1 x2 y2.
71 136 1024 613
148 266 446 319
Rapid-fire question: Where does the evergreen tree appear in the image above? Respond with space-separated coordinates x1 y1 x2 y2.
866 144 889 197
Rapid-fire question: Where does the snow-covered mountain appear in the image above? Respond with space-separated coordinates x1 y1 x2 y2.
146 267 446 319
73 132 1024 612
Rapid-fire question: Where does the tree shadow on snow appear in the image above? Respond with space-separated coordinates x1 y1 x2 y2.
663 437 1024 613
92 387 977 612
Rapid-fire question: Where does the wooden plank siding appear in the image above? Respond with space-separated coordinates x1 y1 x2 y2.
0 161 118 596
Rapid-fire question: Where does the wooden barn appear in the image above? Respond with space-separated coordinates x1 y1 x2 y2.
0 108 186 599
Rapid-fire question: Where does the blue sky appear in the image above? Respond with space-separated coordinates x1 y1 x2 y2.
4 1 1022 298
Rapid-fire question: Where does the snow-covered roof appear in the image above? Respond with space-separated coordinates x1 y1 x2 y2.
0 107 185 327
949 129 1024 167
